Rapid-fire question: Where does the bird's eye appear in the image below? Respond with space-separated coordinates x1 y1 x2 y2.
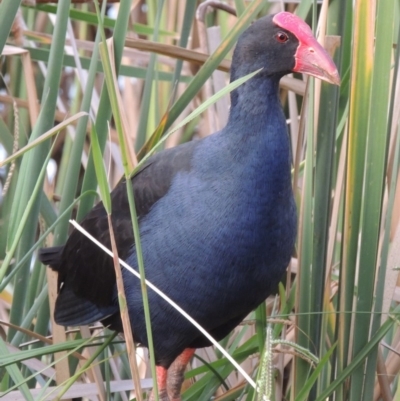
275 32 289 43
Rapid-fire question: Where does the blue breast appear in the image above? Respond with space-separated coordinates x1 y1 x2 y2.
123 84 297 350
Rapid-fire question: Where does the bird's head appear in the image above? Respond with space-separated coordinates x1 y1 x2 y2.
231 12 340 85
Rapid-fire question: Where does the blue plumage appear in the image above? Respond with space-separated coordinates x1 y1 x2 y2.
122 89 297 363
39 12 339 401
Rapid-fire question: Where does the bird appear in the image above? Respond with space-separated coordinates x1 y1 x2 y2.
39 11 340 401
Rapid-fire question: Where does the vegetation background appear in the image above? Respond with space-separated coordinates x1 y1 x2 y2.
0 0 399 400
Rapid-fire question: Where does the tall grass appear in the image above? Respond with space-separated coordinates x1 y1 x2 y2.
0 1 399 400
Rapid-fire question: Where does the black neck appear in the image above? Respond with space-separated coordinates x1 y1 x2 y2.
228 72 282 127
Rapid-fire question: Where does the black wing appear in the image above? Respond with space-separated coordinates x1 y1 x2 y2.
39 140 198 307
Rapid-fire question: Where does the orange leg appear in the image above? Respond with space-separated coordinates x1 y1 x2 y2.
149 365 169 401
167 348 196 401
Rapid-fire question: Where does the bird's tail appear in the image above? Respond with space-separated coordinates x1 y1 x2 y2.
39 246 119 327
54 287 118 327
38 246 63 271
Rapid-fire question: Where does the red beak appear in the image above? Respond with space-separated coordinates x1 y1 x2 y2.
293 37 341 85
273 12 340 86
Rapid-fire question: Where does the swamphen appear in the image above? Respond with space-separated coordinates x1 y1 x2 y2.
39 12 339 401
